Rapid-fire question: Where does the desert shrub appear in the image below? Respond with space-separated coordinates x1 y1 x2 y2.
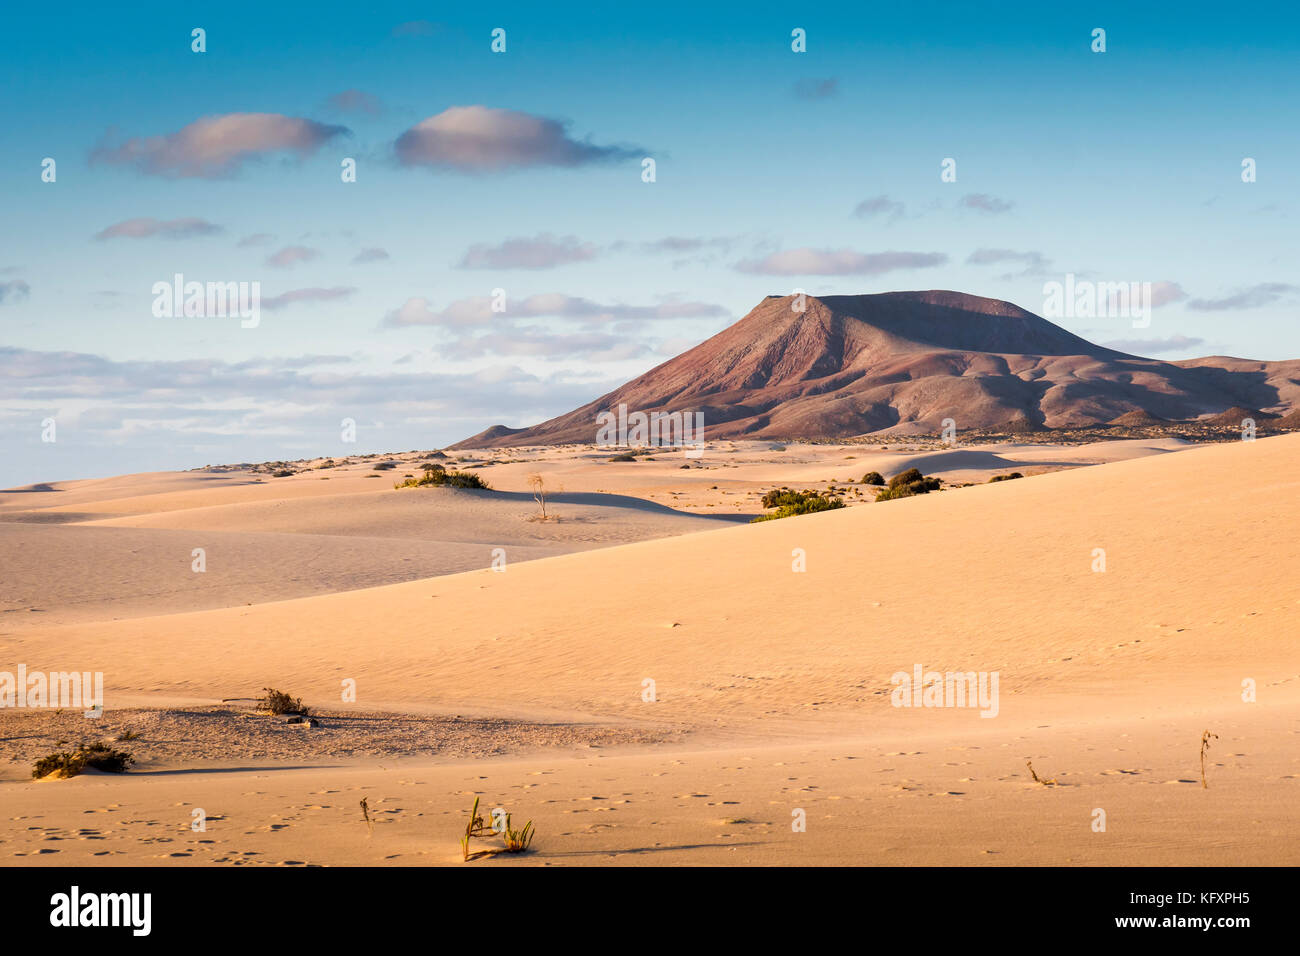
443 470 490 489
761 487 804 509
988 472 1024 483
33 742 134 779
752 489 845 522
258 687 308 716
608 453 636 462
888 468 923 488
861 471 884 485
875 469 942 501
271 469 295 478
396 467 490 490
372 461 397 471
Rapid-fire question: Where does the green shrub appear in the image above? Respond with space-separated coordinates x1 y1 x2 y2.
875 468 942 501
888 468 924 489
752 489 846 522
33 742 134 779
395 467 490 490
988 472 1024 483
760 487 804 509
862 471 884 485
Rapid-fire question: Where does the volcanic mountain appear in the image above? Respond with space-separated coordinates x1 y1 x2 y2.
454 291 1300 446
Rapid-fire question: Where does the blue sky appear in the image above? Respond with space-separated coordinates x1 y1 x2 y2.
1 1 1297 487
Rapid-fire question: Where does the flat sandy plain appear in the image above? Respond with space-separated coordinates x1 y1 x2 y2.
1 435 1297 865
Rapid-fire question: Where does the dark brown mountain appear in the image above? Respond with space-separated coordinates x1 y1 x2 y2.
453 291 1300 446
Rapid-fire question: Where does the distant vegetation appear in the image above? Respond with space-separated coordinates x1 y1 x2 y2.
752 488 846 522
861 471 884 485
874 468 942 501
988 472 1024 483
395 464 491 490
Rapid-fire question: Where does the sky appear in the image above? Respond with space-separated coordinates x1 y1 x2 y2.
1 1 1297 487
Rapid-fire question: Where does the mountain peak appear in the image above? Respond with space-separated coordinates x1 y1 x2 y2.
453 291 1300 447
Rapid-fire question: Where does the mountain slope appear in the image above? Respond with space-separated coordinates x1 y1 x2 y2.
454 291 1300 445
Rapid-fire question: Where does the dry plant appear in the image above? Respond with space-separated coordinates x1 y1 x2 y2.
1200 730 1219 789
527 473 553 521
1026 759 1059 786
359 796 374 836
257 688 308 716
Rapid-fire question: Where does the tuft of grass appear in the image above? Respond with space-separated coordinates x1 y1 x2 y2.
257 687 309 716
33 741 134 779
502 814 535 853
988 472 1024 483
116 729 140 742
460 797 535 860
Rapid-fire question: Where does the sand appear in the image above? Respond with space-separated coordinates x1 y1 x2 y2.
2 435 1297 865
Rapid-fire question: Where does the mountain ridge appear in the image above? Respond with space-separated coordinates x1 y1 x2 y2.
453 291 1300 447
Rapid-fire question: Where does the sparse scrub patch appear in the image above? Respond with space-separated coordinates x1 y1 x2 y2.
988 472 1024 483
33 742 135 779
861 471 884 485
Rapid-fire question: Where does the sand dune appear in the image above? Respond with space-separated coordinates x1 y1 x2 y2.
2 434 1297 865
